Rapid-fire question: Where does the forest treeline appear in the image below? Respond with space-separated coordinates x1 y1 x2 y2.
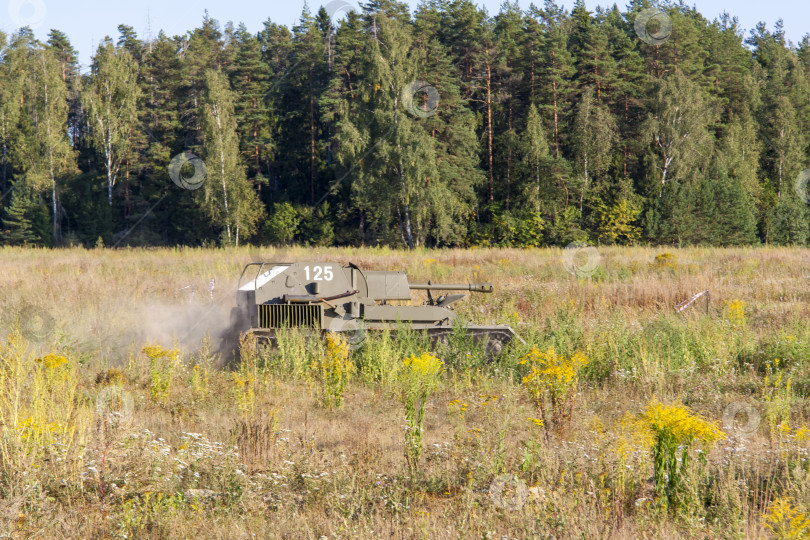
1 0 809 248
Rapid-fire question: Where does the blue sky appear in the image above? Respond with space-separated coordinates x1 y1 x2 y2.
1 0 806 69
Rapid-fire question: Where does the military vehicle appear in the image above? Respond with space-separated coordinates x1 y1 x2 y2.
225 261 520 357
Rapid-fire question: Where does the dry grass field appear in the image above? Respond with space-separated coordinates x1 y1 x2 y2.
1 246 809 538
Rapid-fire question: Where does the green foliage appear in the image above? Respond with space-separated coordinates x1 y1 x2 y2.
494 209 546 247
143 345 179 406
1 187 49 246
82 38 140 208
298 203 335 246
0 4 807 248
595 196 643 245
263 202 300 245
770 197 809 245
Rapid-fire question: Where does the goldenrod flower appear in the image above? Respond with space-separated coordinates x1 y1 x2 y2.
632 398 725 507
35 353 68 369
726 299 746 326
403 352 443 378
398 352 443 475
143 345 180 405
521 347 588 436
311 333 354 409
639 399 725 448
764 497 810 538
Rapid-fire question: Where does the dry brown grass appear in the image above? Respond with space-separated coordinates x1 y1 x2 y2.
0 245 809 538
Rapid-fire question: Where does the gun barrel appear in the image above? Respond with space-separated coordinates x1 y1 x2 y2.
409 283 494 293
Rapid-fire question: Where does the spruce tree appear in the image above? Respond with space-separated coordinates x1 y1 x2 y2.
1 187 42 245
521 103 550 213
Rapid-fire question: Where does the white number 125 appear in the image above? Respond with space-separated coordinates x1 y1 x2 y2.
304 266 333 281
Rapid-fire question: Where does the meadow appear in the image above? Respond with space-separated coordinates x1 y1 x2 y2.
1 246 809 539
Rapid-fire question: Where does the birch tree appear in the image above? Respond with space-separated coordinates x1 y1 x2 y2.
643 72 713 198
572 87 617 215
30 47 75 242
200 68 264 245
0 32 22 198
83 39 140 207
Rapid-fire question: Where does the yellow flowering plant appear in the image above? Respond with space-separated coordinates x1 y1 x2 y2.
231 371 256 417
1 334 90 495
764 497 810 539
397 352 444 476
631 399 724 507
35 353 70 388
726 299 746 327
35 353 68 370
762 358 793 443
311 332 354 409
191 364 209 401
142 345 180 405
520 347 588 437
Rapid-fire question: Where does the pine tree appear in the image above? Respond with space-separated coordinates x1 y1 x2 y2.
333 5 480 247
770 198 809 245
491 1 526 207
603 6 646 178
533 3 575 159
320 10 368 242
570 2 618 104
462 12 503 204
284 7 328 204
116 25 143 61
46 30 81 152
257 19 292 195
413 4 484 245
642 72 714 240
179 13 225 147
228 24 273 183
0 33 23 197
712 167 758 245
